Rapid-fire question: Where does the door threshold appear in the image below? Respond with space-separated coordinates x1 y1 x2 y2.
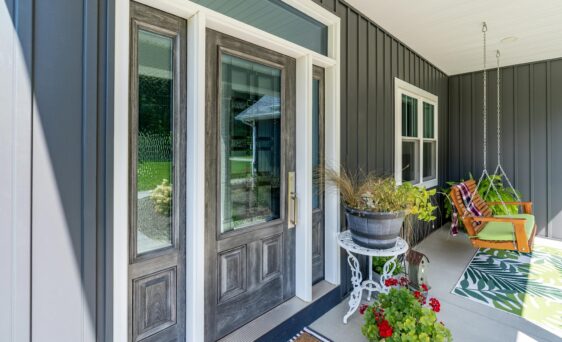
219 281 339 342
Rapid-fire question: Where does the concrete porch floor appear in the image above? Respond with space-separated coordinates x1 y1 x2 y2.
310 226 562 342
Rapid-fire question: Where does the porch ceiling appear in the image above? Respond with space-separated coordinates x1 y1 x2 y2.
345 0 562 75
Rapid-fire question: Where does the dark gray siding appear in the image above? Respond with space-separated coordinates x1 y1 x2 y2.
448 58 562 239
317 1 450 179
29 0 111 340
313 0 449 295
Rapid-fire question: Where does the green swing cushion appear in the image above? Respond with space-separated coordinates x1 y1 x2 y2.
476 214 535 241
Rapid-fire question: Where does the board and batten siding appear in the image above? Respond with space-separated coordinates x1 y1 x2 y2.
314 0 449 180
312 0 449 296
448 58 562 239
7 0 111 341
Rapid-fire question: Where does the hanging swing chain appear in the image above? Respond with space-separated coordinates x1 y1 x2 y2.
496 50 501 166
482 22 488 171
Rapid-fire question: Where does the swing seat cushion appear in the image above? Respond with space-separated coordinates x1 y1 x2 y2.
476 214 535 241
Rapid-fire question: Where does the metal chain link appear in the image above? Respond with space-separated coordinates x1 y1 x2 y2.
482 22 488 171
496 50 501 166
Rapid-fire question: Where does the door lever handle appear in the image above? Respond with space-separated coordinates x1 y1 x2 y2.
288 172 297 229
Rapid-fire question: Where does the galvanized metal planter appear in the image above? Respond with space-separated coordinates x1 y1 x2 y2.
344 206 406 249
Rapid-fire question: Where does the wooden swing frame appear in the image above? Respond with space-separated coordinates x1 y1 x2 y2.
450 180 537 253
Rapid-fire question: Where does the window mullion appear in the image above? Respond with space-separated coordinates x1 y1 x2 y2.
418 96 423 184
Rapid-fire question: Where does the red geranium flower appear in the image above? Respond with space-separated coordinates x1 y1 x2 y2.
429 298 441 312
421 283 428 291
359 304 368 315
384 277 398 287
378 319 393 338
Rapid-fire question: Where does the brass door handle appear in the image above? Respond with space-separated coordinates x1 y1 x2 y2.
288 172 297 229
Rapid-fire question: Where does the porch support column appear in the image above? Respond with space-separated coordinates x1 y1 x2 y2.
186 10 206 342
323 20 341 285
295 54 313 302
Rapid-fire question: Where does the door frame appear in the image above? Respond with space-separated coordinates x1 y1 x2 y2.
113 1 341 341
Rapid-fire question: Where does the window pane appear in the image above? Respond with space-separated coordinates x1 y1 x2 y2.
136 30 174 254
192 0 328 55
221 54 282 233
401 94 418 137
423 141 436 181
312 79 321 209
402 140 419 183
423 102 434 138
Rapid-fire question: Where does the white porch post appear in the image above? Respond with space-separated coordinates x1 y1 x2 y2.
323 20 341 286
186 10 206 342
295 54 314 302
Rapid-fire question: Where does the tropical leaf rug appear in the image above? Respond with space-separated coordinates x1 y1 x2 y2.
452 237 562 336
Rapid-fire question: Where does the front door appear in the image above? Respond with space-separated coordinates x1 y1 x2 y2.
128 3 186 341
204 30 297 341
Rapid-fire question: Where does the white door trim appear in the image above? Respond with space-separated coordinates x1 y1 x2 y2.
113 1 340 340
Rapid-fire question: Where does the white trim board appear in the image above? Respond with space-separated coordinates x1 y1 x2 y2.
394 78 439 189
113 1 340 341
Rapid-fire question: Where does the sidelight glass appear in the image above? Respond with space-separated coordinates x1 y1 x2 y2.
312 78 321 209
402 140 419 184
220 54 282 233
401 94 418 137
136 29 174 254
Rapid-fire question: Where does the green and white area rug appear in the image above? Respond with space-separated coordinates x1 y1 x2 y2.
452 238 562 336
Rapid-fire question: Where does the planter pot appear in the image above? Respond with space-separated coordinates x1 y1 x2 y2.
345 207 406 249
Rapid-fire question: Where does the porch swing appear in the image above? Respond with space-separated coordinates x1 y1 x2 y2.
449 23 537 253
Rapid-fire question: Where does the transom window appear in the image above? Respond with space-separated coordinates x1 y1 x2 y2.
394 79 438 188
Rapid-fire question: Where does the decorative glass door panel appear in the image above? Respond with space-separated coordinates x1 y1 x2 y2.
220 54 282 233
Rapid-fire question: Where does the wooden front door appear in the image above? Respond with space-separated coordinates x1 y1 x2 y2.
204 29 297 341
128 2 186 341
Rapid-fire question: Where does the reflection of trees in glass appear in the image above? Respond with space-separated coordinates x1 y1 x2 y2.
139 75 172 135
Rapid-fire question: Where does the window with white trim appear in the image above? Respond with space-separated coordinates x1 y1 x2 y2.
394 79 438 188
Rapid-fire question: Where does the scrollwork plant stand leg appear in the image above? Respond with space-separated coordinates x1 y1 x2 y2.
343 251 362 324
379 255 398 293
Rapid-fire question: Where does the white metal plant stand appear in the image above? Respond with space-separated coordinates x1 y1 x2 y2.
337 231 409 324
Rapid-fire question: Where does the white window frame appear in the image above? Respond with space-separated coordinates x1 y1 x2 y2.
113 1 340 341
394 78 438 189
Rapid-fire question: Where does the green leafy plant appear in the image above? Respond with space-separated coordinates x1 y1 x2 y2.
360 279 452 341
151 179 172 215
323 168 437 221
442 173 521 229
372 256 403 275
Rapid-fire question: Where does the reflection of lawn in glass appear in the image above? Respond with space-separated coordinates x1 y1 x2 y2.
137 161 172 191
230 156 252 177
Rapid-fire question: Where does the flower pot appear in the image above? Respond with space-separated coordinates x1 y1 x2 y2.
345 207 406 249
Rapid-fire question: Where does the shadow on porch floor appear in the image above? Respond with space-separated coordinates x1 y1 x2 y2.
310 225 561 342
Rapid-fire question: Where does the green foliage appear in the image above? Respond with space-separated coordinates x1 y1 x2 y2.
372 256 403 275
324 168 437 222
151 179 172 215
361 288 452 342
442 173 521 229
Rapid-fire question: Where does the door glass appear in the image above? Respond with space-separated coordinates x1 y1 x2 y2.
220 54 282 233
402 140 419 183
401 94 418 137
312 78 321 209
136 29 174 254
